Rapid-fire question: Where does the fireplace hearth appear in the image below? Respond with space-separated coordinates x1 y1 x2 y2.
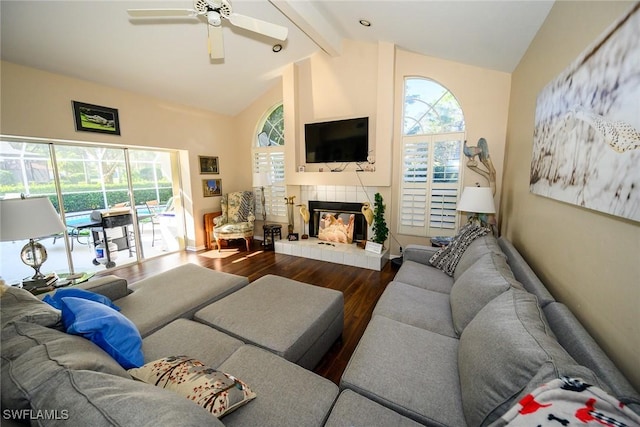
308 200 367 242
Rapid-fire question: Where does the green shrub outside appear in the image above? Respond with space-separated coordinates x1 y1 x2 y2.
0 182 173 213
0 170 16 186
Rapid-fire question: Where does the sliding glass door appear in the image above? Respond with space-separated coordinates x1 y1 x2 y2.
0 138 183 284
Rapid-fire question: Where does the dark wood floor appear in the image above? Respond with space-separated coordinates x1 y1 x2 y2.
95 241 397 384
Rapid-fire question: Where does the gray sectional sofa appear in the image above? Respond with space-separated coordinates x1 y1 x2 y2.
1 264 341 426
338 235 640 426
2 235 638 426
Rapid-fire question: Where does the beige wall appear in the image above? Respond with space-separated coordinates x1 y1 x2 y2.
0 61 252 249
501 1 640 389
285 40 394 188
232 80 284 231
390 50 512 253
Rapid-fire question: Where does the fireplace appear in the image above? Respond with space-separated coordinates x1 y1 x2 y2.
308 200 367 243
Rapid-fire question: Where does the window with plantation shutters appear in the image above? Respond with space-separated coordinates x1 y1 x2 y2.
253 104 287 221
399 78 465 237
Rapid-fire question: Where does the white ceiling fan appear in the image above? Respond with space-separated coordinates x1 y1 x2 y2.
127 0 288 60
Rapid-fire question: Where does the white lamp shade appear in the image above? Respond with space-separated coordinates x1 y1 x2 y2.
253 172 272 187
0 197 65 241
456 187 496 214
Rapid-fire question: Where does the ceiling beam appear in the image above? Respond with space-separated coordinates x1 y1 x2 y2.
269 0 342 57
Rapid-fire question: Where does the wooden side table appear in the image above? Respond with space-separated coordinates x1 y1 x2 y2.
203 211 222 250
263 224 282 251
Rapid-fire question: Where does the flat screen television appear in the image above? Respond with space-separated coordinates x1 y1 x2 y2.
305 117 369 163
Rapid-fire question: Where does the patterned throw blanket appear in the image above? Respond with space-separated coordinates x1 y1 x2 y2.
491 377 640 426
429 223 489 276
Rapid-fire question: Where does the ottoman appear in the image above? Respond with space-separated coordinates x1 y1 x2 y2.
194 274 344 369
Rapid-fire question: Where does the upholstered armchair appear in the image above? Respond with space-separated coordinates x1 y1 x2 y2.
213 191 255 251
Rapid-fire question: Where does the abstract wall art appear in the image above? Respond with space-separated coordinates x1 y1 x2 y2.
530 3 640 222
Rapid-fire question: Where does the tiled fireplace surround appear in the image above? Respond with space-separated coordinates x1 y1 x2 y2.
274 185 389 271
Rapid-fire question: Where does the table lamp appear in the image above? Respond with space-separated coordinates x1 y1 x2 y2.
0 195 65 280
456 186 496 228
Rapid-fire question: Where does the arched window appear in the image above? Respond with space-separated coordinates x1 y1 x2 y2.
253 103 286 220
399 78 465 237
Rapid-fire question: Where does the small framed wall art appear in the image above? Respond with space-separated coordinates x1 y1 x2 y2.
72 101 120 135
199 156 219 174
202 179 222 197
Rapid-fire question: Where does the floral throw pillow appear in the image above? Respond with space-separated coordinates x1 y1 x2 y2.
129 356 256 418
429 223 489 276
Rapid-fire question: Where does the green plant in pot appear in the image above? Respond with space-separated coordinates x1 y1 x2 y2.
372 193 388 246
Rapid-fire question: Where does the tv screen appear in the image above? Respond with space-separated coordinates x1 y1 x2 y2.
305 117 369 163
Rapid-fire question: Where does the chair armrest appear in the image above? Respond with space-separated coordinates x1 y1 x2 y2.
214 214 227 226
76 275 130 301
403 244 439 266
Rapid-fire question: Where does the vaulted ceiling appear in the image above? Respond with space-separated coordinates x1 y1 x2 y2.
1 1 554 116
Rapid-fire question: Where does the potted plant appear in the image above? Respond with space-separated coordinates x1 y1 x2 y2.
372 193 388 246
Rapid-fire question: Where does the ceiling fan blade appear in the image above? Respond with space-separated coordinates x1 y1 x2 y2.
127 9 198 18
227 13 288 41
208 25 225 59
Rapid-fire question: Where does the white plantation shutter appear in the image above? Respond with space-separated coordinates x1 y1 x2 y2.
429 187 458 229
400 188 427 230
399 138 429 234
253 151 286 219
399 135 463 236
402 140 429 183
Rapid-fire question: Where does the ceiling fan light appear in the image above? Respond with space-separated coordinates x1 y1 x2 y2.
207 11 221 26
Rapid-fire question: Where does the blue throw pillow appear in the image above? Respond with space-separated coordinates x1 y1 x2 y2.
59 297 143 369
43 288 120 311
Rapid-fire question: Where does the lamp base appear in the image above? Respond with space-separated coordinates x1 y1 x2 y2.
20 239 48 280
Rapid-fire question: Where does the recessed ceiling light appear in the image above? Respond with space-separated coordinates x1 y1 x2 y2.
359 19 371 27
272 44 283 53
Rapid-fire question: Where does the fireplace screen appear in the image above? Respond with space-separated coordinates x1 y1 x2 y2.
308 201 367 243
318 212 355 244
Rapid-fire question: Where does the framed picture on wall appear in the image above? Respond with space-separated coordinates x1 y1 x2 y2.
72 101 121 135
202 179 222 197
199 156 219 174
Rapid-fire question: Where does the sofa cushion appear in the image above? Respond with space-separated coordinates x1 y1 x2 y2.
129 355 256 418
217 345 339 427
117 263 249 337
1 321 130 410
43 287 121 311
195 275 343 368
393 260 454 294
450 252 522 334
0 285 61 328
60 297 144 369
30 369 224 427
458 289 587 426
340 315 466 426
453 234 505 281
325 389 425 427
142 318 243 367
429 223 489 276
373 281 456 337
